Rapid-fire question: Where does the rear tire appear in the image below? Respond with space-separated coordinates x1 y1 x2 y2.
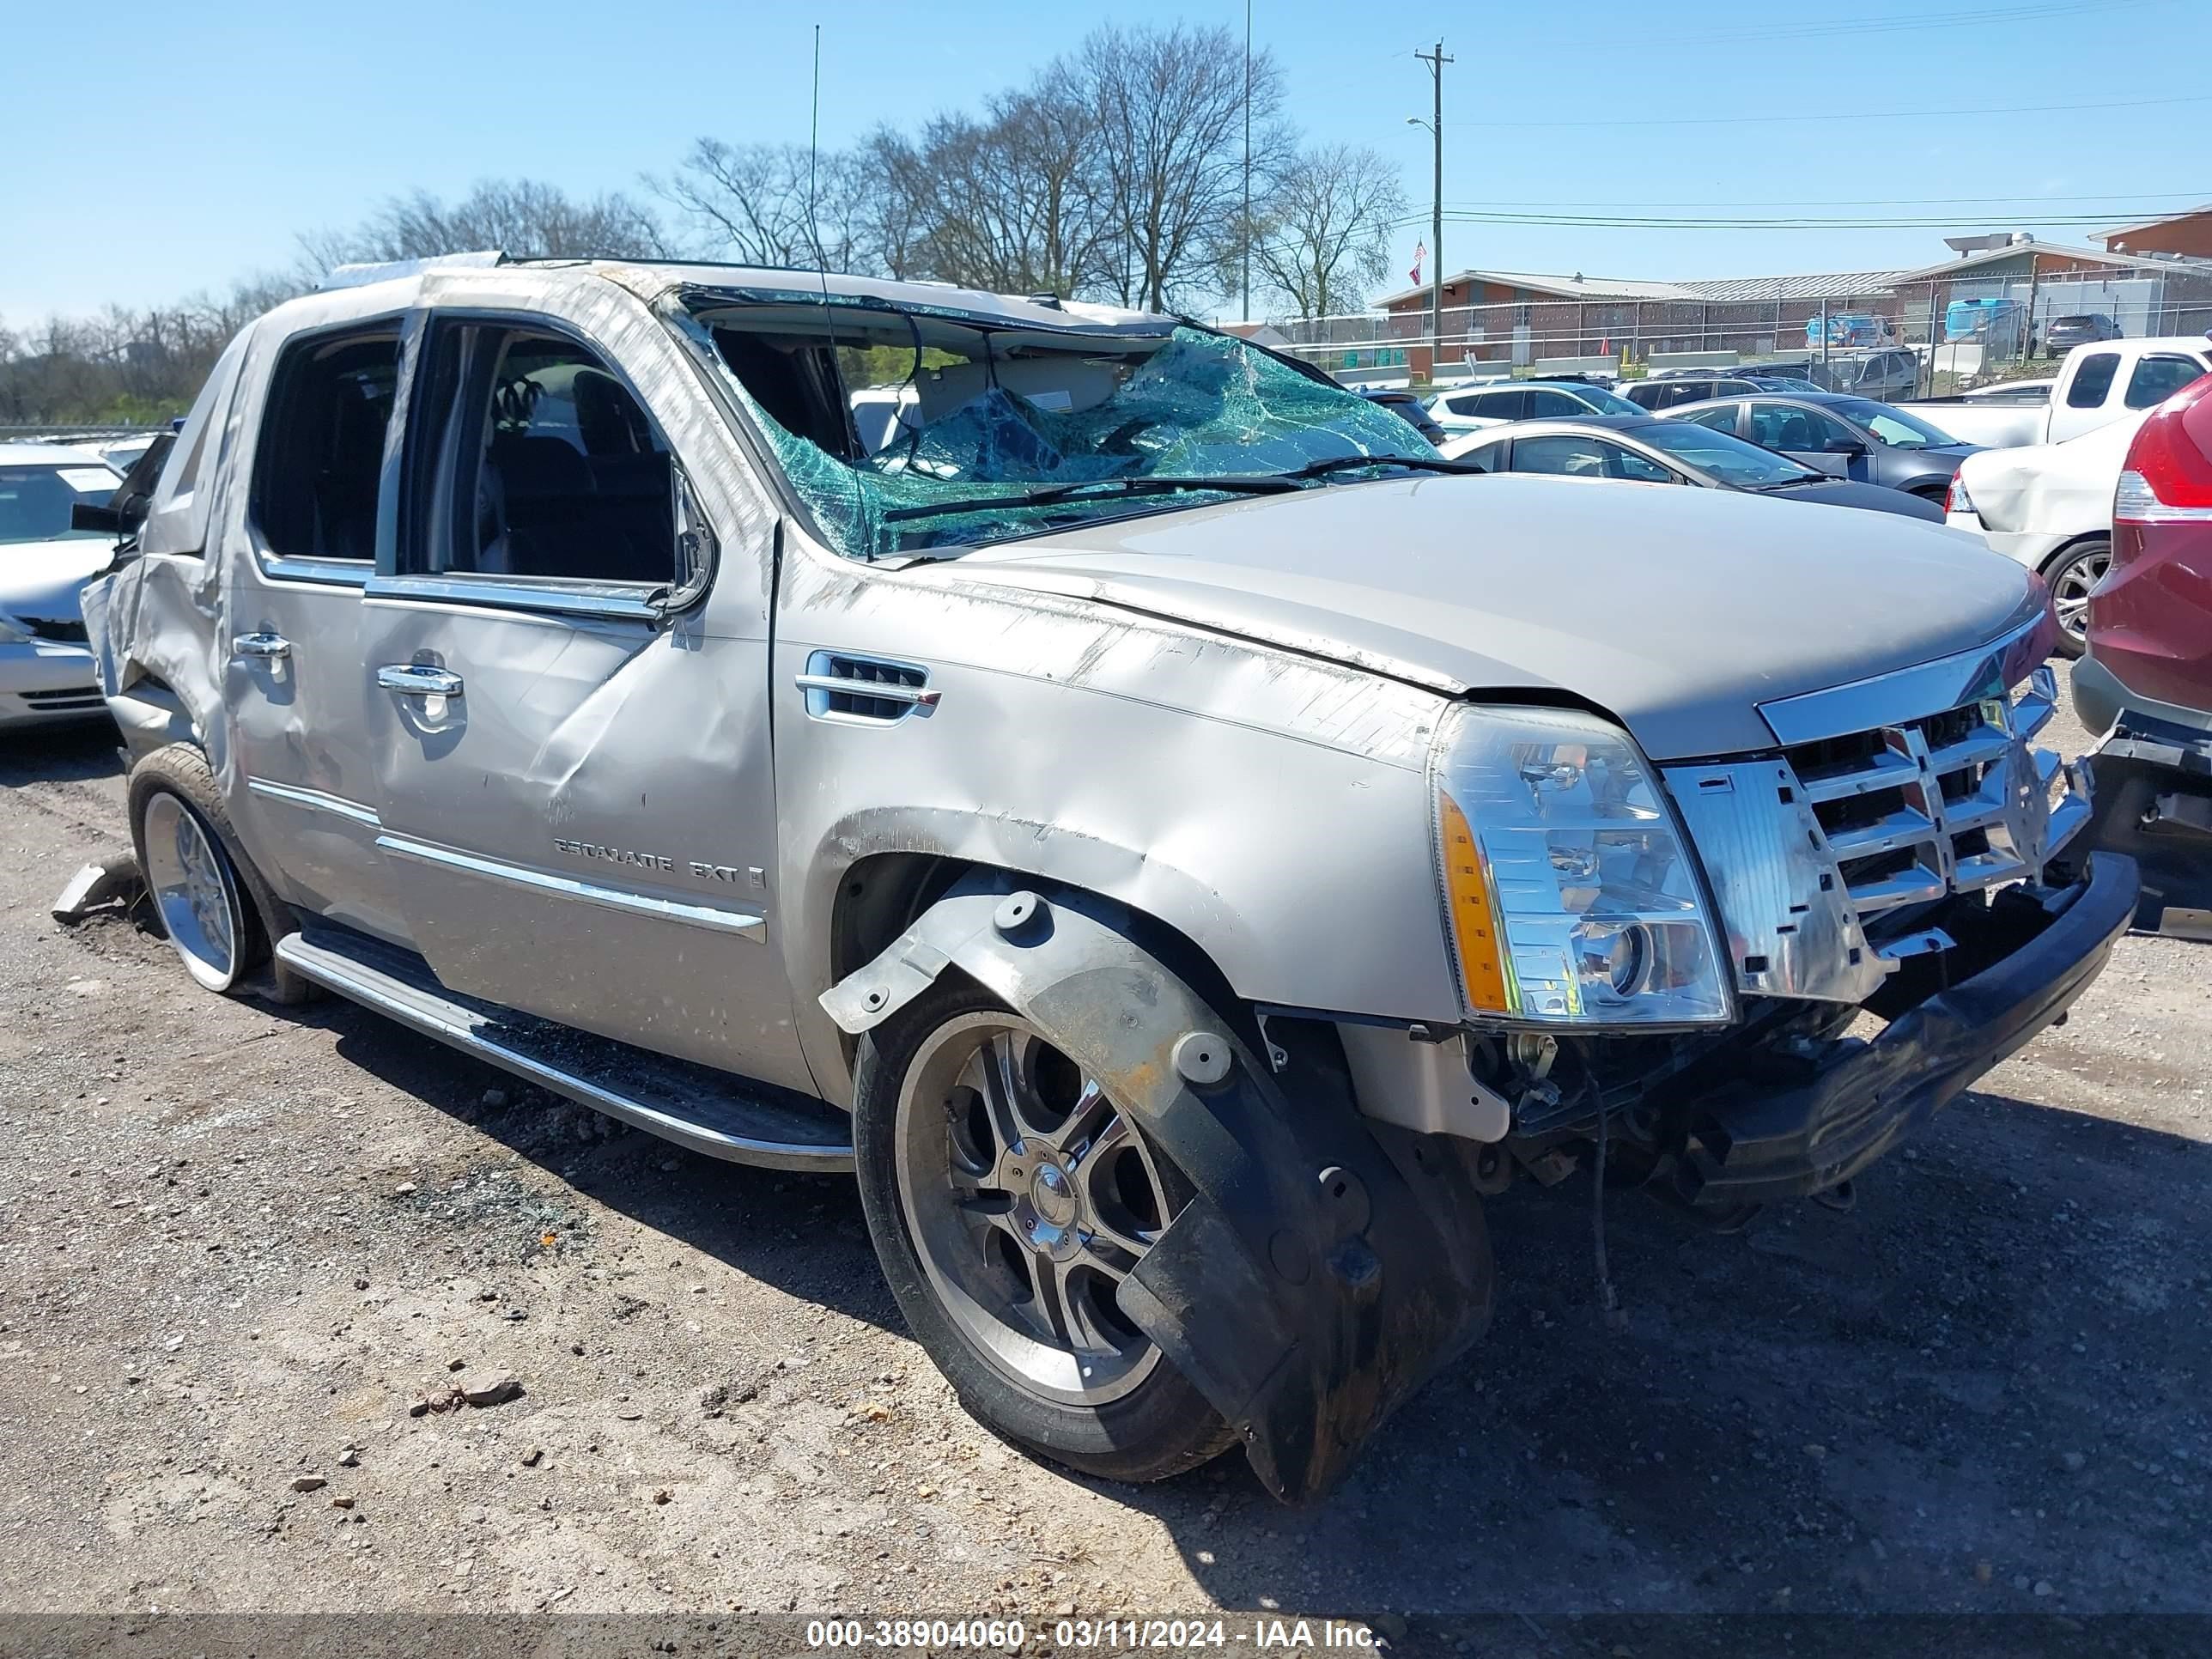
127 744 311 1004
2042 538 2111 660
852 978 1237 1485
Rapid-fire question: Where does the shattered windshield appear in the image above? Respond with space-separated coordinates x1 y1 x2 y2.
688 295 1437 560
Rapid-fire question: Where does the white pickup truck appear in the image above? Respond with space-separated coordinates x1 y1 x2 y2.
1898 335 2211 450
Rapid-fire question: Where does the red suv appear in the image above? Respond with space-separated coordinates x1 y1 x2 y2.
2073 371 2212 932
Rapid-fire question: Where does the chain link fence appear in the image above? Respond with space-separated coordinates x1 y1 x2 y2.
1271 265 2212 404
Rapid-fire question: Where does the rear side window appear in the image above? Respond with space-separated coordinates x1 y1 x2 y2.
2066 352 2120 408
407 322 676 587
2124 354 2208 410
1525 389 1583 418
1472 389 1526 420
1510 434 1611 476
252 326 402 564
1677 404 1740 434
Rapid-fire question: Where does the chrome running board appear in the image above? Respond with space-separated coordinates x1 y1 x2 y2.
274 923 853 1173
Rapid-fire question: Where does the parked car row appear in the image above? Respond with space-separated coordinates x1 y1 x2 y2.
1439 413 1943 520
1 442 125 728
64 256 2140 1505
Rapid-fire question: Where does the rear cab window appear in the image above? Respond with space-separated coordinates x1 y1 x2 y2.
2066 352 2121 409
250 325 403 580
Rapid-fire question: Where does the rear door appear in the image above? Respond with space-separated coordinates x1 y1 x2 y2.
358 305 811 1091
2051 350 2123 441
222 318 413 942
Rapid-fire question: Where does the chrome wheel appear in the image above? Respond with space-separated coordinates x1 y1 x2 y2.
894 1012 1174 1407
141 791 244 991
2050 544 2111 645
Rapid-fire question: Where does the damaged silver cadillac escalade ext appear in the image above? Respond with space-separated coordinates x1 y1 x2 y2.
82 255 2136 1502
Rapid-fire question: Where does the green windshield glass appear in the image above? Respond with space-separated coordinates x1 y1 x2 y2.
699 313 1436 560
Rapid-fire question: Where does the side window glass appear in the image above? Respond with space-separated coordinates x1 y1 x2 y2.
1808 410 1863 452
1609 445 1674 483
1474 389 1526 421
414 325 677 586
252 326 401 564
1510 434 1610 476
1526 389 1582 418
2124 355 2207 410
1679 404 1739 433
1747 404 1820 450
2067 352 2120 408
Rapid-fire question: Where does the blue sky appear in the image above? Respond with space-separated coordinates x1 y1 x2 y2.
5 0 2206 323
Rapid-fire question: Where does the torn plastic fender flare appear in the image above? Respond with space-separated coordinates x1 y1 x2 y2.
822 874 1494 1504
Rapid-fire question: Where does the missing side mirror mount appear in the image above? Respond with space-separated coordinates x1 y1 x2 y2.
661 468 719 618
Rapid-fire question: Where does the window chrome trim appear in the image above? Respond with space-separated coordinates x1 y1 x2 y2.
245 778 382 828
258 554 373 589
363 573 662 623
372 834 766 941
1757 605 2049 749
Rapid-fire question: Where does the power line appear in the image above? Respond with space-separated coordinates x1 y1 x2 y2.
1431 191 2209 211
1452 91 2210 129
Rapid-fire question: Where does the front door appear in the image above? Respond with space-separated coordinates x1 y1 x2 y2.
222 319 413 943
1747 401 1869 481
359 312 811 1093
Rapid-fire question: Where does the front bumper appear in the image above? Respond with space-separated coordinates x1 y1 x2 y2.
1674 852 2136 1208
0 641 106 728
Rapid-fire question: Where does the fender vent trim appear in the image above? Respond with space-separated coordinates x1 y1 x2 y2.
795 651 939 724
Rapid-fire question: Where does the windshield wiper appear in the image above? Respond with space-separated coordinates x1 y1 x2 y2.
881 473 1298 524
1273 454 1488 481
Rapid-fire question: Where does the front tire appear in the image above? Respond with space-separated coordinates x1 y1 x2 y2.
852 979 1237 1484
2043 538 2111 659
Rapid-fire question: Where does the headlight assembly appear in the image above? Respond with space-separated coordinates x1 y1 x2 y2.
1431 703 1732 1027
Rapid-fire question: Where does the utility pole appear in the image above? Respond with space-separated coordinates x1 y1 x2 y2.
1415 40 1452 377
1242 0 1252 322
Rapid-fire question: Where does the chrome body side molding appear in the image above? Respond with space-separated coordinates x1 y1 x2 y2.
245 777 383 828
373 834 768 941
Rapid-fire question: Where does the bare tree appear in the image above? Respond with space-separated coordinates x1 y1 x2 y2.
910 78 1113 297
1078 24 1286 312
1251 145 1407 320
657 140 878 272
301 178 666 270
0 270 310 426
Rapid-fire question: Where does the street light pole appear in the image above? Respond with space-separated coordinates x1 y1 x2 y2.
1415 41 1452 377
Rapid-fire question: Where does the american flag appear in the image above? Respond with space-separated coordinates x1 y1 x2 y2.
1409 241 1426 285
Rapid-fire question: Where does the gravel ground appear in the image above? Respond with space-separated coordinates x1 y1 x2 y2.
1 670 2207 1634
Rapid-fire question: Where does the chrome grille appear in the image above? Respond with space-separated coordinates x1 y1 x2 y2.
1783 664 2083 919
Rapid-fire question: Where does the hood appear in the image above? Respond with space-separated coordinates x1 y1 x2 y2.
0 537 112 623
1958 411 2147 538
939 473 2038 760
1769 478 1945 520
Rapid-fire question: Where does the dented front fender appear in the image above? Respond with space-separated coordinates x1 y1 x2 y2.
823 876 1495 1502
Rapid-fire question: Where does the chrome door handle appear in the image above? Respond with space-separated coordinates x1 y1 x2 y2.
233 632 290 659
376 664 464 698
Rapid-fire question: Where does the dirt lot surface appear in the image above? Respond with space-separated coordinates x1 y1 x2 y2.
1 672 2207 1643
